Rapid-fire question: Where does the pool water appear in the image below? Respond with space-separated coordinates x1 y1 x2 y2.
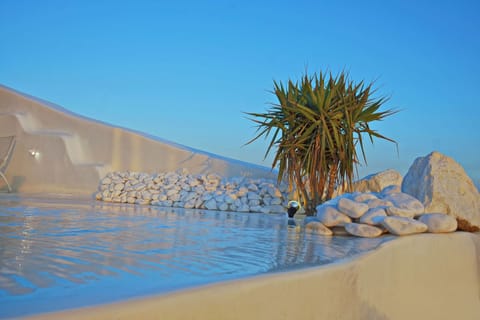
0 195 393 318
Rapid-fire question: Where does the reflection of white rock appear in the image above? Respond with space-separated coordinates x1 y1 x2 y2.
381 216 428 236
316 205 352 227
337 198 369 218
418 213 458 233
304 221 333 236
402 151 480 230
345 223 383 238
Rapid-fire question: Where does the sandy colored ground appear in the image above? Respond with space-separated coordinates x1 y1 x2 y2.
0 85 275 194
26 232 480 320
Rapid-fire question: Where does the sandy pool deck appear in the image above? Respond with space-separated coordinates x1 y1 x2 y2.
25 232 480 320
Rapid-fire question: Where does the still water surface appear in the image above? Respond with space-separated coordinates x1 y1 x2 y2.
0 195 393 318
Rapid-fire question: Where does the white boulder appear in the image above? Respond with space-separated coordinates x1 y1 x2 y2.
418 213 458 233
316 205 352 227
402 151 480 231
352 169 403 193
381 216 428 236
383 193 425 217
337 197 369 218
365 198 393 209
359 207 387 225
204 198 217 210
344 223 383 238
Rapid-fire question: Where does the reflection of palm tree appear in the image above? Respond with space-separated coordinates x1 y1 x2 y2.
246 71 397 215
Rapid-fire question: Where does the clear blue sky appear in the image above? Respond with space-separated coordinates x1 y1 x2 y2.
1 0 479 186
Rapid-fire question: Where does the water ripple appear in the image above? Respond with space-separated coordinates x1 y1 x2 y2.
0 195 393 318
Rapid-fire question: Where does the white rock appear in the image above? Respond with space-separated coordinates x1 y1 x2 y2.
173 201 184 208
248 199 260 206
214 194 225 202
194 198 204 209
316 205 352 227
101 177 112 185
262 196 272 206
365 198 393 209
169 193 181 202
352 169 403 193
224 193 237 204
402 151 480 230
381 185 401 195
359 207 387 225
204 198 217 210
353 193 378 202
141 191 152 200
344 223 383 238
381 216 428 236
337 198 369 218
385 206 418 218
161 200 173 207
270 197 282 205
247 192 260 200
418 213 458 233
237 204 250 212
260 207 271 214
135 199 151 205
383 193 424 217
249 205 262 212
304 221 333 236
113 183 124 191
133 183 146 191
267 205 284 213
218 202 229 211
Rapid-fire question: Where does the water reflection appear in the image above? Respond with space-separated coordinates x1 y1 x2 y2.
0 195 393 318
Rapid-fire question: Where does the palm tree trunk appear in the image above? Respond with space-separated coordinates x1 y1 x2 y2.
326 162 338 200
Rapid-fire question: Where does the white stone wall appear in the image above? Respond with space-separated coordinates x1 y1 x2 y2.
95 169 290 214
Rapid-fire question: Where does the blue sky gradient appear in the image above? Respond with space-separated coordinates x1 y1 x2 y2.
1 0 479 185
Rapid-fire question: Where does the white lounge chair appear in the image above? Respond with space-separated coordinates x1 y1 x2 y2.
0 135 16 192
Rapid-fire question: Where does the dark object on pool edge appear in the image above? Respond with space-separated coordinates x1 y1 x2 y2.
287 201 300 218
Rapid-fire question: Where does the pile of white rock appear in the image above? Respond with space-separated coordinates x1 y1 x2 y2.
95 169 290 214
95 151 479 238
307 151 480 237
308 186 458 237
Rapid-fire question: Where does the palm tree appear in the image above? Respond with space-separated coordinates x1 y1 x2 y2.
246 71 397 215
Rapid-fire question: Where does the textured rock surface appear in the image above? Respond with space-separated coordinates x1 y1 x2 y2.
352 169 403 193
344 223 383 238
359 207 387 225
383 193 425 217
96 170 289 214
402 151 480 229
316 205 352 227
381 216 428 236
337 198 369 218
418 213 458 233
